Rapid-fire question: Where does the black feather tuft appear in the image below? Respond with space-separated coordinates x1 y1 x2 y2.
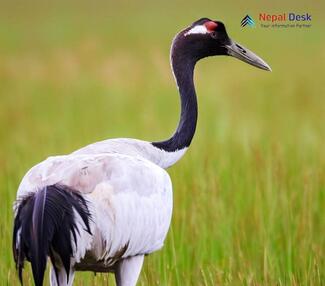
12 185 91 286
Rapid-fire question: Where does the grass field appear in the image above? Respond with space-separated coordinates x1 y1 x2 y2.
0 1 324 285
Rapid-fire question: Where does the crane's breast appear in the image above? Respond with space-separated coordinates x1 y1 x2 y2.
85 155 173 259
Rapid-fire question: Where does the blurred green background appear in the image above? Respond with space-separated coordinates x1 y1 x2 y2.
0 0 324 285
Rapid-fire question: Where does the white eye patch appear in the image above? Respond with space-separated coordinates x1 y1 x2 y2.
184 25 208 36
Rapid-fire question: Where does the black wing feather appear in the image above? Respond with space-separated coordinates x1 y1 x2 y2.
12 184 92 286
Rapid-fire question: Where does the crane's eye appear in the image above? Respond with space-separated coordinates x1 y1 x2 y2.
210 31 217 39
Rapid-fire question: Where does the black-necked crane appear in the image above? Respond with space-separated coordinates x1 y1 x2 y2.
13 18 271 286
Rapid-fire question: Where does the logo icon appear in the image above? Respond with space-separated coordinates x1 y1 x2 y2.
241 15 255 27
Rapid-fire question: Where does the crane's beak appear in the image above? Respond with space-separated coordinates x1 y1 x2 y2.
225 40 272 71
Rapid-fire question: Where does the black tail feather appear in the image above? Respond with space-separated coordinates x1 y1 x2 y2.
13 185 91 286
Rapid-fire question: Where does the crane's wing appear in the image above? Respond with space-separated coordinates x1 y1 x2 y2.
17 153 173 259
18 153 170 196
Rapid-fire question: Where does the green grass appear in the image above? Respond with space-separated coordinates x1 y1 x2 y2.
0 1 324 285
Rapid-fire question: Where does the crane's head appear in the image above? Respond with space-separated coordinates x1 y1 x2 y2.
174 18 271 71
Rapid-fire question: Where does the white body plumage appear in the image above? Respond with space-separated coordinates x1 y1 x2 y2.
16 139 186 282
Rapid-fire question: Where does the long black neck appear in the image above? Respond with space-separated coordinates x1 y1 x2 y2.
152 40 198 152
